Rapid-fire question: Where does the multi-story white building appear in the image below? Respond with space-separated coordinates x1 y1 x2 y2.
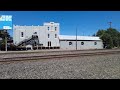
13 22 103 50
13 22 60 49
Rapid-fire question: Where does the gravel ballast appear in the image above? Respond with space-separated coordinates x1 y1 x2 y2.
0 53 120 79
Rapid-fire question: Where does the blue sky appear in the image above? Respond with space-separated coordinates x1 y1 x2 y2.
0 11 120 37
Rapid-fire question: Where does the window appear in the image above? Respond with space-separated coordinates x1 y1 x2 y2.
50 41 51 46
36 36 38 38
55 34 57 38
94 42 97 45
55 27 57 31
69 42 72 45
48 27 49 30
21 32 24 37
48 41 51 46
40 44 43 46
48 34 50 38
81 42 84 45
34 42 37 46
48 42 49 46
34 32 37 34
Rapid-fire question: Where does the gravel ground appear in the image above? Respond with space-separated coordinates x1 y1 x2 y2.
0 53 120 79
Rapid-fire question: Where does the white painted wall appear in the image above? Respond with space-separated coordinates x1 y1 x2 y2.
60 40 103 50
13 22 103 50
13 22 60 47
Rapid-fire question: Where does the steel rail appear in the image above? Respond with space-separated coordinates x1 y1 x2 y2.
0 49 117 55
0 50 120 63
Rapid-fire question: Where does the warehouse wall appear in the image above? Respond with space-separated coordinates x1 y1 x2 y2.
60 40 103 50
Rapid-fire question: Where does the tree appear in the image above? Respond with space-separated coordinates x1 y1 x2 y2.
118 33 120 47
92 33 96 36
96 29 106 37
106 28 120 47
0 30 13 50
95 28 120 49
101 33 113 49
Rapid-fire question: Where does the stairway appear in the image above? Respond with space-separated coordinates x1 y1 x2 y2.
16 35 39 47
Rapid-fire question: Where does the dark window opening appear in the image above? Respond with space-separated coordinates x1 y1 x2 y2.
34 32 37 34
21 32 24 37
55 27 57 31
35 42 37 46
48 27 49 30
50 41 51 46
94 42 97 45
55 34 57 38
48 34 50 38
69 42 72 45
40 44 43 46
48 41 51 47
48 42 49 46
81 42 84 45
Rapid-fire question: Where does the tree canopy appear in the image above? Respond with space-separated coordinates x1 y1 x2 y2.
96 28 120 49
0 30 13 50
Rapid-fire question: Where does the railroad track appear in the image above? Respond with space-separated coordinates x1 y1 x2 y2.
0 49 102 55
0 48 118 55
0 50 120 63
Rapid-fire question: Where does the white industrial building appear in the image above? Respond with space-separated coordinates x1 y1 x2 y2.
59 35 103 50
13 22 103 50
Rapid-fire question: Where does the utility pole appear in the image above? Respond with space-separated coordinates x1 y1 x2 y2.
76 27 77 50
4 29 7 52
5 34 7 52
108 22 112 28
